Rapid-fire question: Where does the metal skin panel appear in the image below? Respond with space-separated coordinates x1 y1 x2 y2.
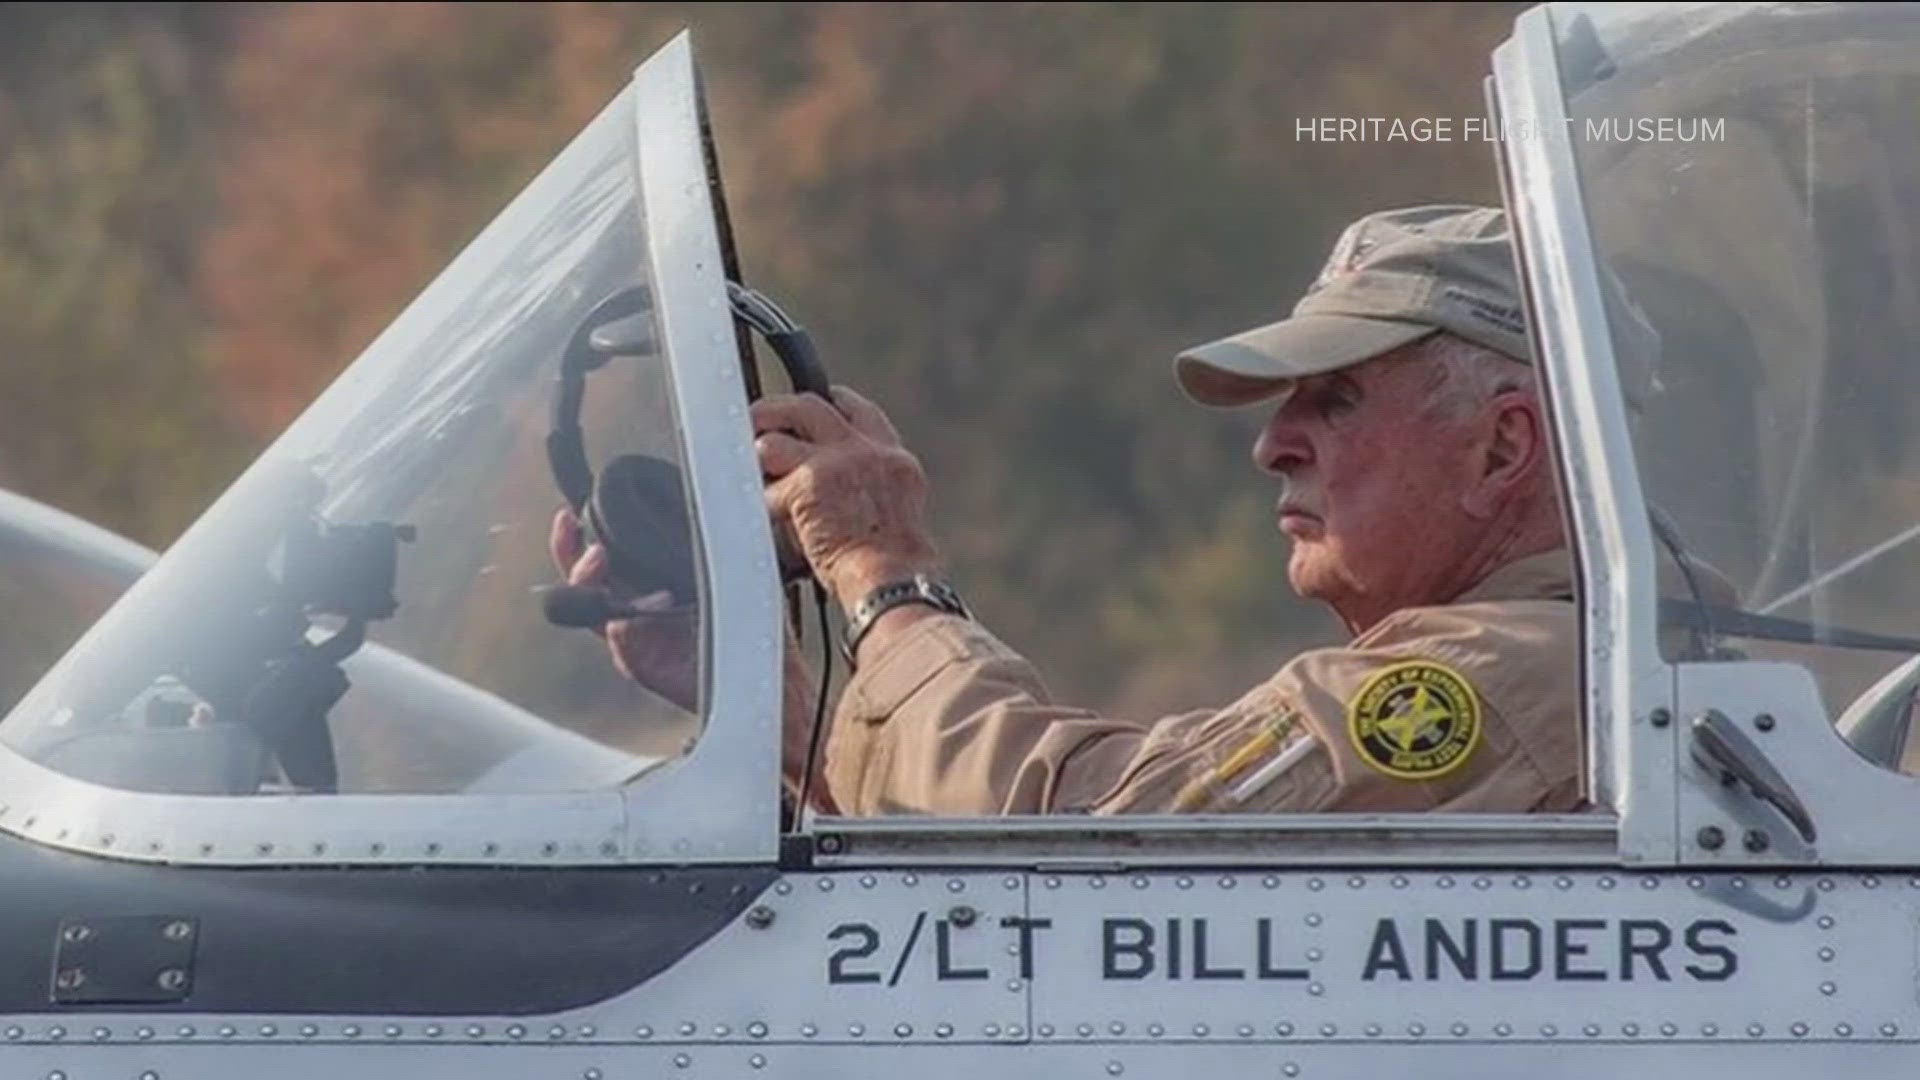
1675 663 1920 867
0 831 775 1016
5 869 1915 1077
12 1046 1920 1080
602 870 1031 1046
813 814 1617 867
13 1044 1920 1080
1023 870 1889 1042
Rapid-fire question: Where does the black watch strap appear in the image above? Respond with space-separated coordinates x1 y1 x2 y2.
842 574 969 664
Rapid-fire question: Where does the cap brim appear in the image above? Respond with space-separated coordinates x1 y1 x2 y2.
1175 314 1436 407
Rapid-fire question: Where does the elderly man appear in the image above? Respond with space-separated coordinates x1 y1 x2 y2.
756 204 1578 816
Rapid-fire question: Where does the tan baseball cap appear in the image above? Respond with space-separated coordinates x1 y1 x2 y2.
1176 205 1531 407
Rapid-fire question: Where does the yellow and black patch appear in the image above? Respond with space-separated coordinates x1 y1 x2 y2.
1346 660 1481 780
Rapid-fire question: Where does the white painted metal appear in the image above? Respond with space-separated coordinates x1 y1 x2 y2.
812 814 1618 867
12 1043 1920 1080
1674 661 1920 866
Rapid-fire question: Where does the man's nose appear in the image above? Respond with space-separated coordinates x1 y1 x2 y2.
1253 414 1311 476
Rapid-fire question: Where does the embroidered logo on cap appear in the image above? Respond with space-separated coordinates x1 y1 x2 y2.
1312 224 1375 292
1439 285 1526 337
1347 660 1481 780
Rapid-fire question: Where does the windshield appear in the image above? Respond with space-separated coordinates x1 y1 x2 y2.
1552 3 1920 736
0 83 704 796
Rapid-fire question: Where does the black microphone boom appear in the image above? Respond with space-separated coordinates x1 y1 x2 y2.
541 585 642 629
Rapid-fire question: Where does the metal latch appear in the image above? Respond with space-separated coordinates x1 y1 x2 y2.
50 916 198 1005
1690 710 1817 843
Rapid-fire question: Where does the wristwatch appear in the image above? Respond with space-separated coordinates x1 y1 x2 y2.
841 574 970 664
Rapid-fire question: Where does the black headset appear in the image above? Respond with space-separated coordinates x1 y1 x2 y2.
543 281 831 622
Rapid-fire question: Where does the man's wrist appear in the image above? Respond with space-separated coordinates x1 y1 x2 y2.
840 571 969 666
829 553 943 614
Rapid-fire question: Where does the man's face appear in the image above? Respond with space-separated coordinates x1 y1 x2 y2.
1251 344 1480 628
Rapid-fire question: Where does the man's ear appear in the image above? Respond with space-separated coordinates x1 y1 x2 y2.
1461 393 1544 520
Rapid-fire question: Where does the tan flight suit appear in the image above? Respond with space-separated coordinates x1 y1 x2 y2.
824 550 1580 816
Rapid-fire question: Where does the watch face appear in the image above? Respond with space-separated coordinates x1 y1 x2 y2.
925 580 969 620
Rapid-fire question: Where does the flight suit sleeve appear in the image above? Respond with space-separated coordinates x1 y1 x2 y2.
825 614 1207 815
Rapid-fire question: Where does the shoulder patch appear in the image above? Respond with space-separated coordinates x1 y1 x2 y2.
1346 660 1481 780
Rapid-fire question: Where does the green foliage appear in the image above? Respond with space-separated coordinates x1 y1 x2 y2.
0 4 243 544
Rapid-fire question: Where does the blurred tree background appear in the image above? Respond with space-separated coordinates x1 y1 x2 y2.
0 1 1523 719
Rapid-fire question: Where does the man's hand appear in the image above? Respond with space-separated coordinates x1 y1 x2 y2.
753 386 942 611
549 507 700 713
553 507 839 811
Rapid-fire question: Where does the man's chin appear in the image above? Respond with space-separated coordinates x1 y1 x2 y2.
1286 547 1333 601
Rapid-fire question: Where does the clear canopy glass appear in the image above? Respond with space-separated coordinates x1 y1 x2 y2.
0 84 707 796
1552 3 1920 758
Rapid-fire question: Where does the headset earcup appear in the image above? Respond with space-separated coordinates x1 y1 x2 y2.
586 454 698 605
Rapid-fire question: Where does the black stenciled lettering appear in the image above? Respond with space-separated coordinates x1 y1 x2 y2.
1256 918 1310 980
1361 919 1412 982
1424 918 1477 980
827 922 882 985
1166 918 1182 980
1192 919 1245 980
936 920 989 981
1553 920 1607 981
998 916 1053 981
885 911 927 988
1683 920 1738 982
1103 918 1155 980
1619 920 1673 982
1491 919 1542 981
